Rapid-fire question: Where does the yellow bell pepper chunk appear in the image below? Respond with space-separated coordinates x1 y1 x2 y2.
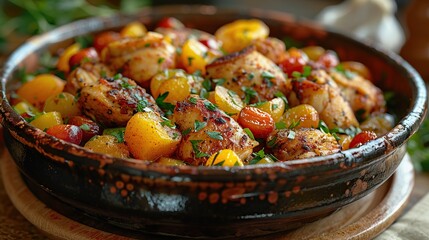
205 149 244 167
30 111 63 130
215 19 269 53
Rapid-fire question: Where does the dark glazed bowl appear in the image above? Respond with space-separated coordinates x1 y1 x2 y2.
0 5 427 239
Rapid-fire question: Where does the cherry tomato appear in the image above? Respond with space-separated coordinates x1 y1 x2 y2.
46 124 83 145
237 106 275 139
93 31 121 52
316 50 339 69
157 17 185 29
69 47 99 69
279 56 306 76
199 38 220 50
349 131 378 149
68 116 101 143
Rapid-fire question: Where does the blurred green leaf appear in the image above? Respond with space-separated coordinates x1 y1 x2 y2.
408 116 429 171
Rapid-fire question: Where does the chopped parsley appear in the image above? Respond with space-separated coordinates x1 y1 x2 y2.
261 71 275 79
202 78 212 91
213 78 226 86
267 136 278 148
136 99 149 112
204 101 217 111
121 81 135 89
194 120 207 132
274 91 289 110
189 97 198 104
158 57 165 64
275 122 287 130
79 124 90 131
244 128 255 140
156 92 175 116
247 72 255 80
160 116 175 128
206 131 223 140
187 57 194 66
182 128 192 136
103 128 126 143
242 86 259 104
190 140 210 158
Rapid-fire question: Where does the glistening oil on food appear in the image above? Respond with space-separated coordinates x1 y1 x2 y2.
11 18 393 166
1 7 425 238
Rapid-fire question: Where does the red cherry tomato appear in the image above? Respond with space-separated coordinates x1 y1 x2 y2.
157 17 185 29
68 116 101 143
93 31 121 53
46 124 83 145
279 56 306 76
349 131 378 148
237 106 275 139
316 50 339 69
69 47 99 69
199 38 220 50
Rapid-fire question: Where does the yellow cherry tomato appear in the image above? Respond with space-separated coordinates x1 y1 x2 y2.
120 21 147 38
215 19 269 53
84 135 129 158
181 38 209 74
214 86 244 116
281 104 319 129
30 111 63 130
254 97 286 123
205 149 244 167
44 92 81 120
57 43 80 72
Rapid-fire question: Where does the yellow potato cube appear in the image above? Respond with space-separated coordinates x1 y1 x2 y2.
17 74 65 110
124 111 181 161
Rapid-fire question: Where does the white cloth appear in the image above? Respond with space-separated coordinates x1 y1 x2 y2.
377 193 429 239
316 0 405 52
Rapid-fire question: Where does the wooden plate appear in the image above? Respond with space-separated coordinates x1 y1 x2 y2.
1 150 414 240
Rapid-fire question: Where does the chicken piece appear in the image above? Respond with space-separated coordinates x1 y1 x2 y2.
64 62 114 95
206 46 289 102
291 77 359 129
267 128 341 161
329 70 385 120
78 76 161 127
173 96 258 166
252 37 286 64
101 31 176 87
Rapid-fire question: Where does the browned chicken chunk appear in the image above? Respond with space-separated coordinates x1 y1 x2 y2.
206 46 290 102
267 128 341 161
173 96 258 165
101 32 176 87
78 76 161 127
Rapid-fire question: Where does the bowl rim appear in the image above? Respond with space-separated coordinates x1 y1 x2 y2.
0 5 427 176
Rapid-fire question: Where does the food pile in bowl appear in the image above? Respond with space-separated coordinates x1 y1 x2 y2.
0 6 426 238
10 17 393 167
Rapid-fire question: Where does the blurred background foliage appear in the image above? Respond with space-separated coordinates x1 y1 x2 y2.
0 0 151 54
